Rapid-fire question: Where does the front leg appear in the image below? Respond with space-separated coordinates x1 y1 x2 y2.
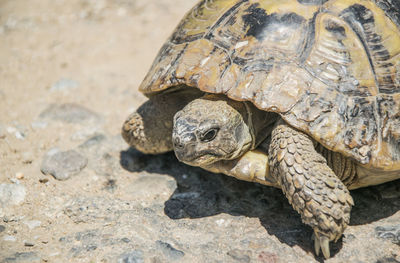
202 149 279 188
122 88 203 154
269 120 354 259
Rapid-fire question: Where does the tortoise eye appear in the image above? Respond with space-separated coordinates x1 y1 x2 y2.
200 128 219 142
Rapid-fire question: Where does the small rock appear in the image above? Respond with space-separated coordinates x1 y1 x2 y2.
0 183 26 207
3 215 24 223
15 131 25 140
39 103 101 124
23 220 41 230
50 78 79 92
117 250 144 263
15 172 24 179
10 178 21 184
4 252 41 263
7 126 26 140
376 225 400 245
3 235 16 242
377 257 400 263
156 241 185 260
41 150 87 180
21 152 34 164
215 218 226 227
121 237 130 243
0 225 5 232
24 241 35 247
227 249 251 263
39 178 48 184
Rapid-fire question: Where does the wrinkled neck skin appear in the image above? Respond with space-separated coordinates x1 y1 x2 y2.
172 94 277 167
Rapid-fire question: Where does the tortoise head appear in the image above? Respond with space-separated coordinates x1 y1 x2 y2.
172 94 254 166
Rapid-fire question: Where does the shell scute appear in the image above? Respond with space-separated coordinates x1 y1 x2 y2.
139 0 400 170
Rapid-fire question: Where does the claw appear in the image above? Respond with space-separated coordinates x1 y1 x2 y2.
313 233 331 259
320 236 330 259
314 234 321 256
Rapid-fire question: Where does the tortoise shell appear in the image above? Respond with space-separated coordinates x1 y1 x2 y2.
139 0 400 171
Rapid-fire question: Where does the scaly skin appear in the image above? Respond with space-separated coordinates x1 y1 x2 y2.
268 120 354 258
203 149 279 188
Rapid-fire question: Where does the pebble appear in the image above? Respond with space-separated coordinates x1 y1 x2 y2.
41 149 87 180
117 250 144 263
15 172 24 179
7 126 26 140
21 152 34 164
121 237 131 243
23 220 42 230
4 252 41 263
39 103 101 124
156 240 185 260
0 225 5 232
3 235 16 242
0 183 26 207
3 215 25 223
375 225 400 245
227 249 251 263
10 178 21 184
39 178 49 184
50 78 79 92
24 241 35 247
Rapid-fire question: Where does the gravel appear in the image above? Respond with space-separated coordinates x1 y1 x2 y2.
117 250 144 263
39 103 101 124
0 183 26 208
41 149 88 180
375 224 400 245
156 240 185 261
3 252 41 263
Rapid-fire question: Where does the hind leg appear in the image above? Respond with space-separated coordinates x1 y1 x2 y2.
122 88 202 154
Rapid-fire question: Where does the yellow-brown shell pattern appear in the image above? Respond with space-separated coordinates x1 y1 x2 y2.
139 0 400 171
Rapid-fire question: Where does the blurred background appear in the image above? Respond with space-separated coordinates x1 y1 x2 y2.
0 0 197 135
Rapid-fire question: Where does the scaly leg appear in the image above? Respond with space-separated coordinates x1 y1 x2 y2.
268 120 354 258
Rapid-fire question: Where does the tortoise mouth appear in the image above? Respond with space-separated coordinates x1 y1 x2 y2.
175 150 222 166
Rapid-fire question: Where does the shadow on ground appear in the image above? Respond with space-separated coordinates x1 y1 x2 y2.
120 148 400 259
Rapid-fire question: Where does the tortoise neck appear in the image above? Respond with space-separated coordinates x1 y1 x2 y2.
241 101 279 149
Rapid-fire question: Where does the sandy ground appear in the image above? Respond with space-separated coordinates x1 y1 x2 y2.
1 0 400 262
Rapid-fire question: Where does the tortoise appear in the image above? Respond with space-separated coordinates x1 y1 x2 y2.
122 0 400 258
